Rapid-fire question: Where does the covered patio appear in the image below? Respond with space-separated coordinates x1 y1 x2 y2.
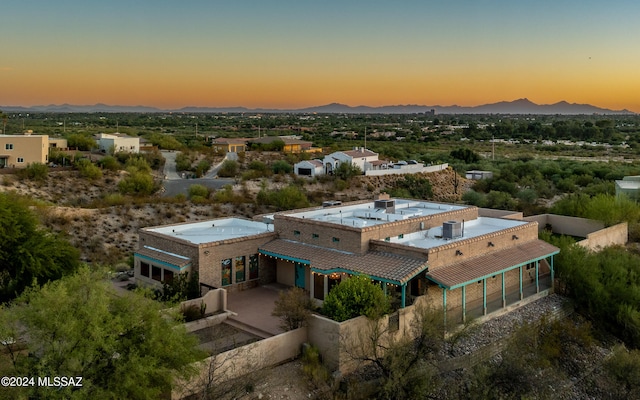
426 240 559 324
259 239 428 308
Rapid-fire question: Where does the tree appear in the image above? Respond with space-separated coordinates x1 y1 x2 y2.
334 162 362 180
0 192 80 302
321 275 390 322
0 268 203 399
272 287 314 331
217 160 239 177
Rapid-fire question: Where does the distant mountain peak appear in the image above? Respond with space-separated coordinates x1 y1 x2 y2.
0 99 634 115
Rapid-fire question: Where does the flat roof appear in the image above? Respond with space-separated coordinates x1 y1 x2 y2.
283 199 469 228
390 217 528 250
616 180 640 190
145 218 273 244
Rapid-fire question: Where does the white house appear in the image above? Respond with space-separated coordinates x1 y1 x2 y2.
97 133 140 154
322 147 379 175
293 159 324 177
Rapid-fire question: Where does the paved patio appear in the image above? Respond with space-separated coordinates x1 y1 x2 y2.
225 284 288 337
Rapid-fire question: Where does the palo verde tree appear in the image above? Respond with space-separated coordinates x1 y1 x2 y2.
0 192 80 303
0 267 203 399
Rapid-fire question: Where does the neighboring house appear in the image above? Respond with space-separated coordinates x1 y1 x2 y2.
97 133 140 154
615 176 640 201
322 147 379 175
293 159 323 177
0 133 49 168
466 170 494 180
135 194 560 323
249 136 313 153
211 138 250 153
48 137 68 151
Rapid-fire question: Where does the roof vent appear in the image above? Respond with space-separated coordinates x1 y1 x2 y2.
374 199 395 214
442 221 462 239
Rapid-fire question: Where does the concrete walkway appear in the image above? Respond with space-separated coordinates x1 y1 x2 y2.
225 284 288 337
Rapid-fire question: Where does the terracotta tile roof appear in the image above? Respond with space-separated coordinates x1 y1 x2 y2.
135 246 191 268
259 239 427 284
426 240 559 289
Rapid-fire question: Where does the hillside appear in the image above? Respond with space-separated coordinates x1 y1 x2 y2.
0 167 469 264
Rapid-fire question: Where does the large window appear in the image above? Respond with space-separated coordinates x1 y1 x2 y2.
235 256 245 283
163 269 174 284
17 157 24 163
221 259 232 286
140 262 150 277
249 254 259 280
5 144 13 150
152 266 162 282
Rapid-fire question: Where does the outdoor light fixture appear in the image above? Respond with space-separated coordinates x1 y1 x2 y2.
329 272 341 279
456 250 463 256
488 242 495 247
512 235 519 240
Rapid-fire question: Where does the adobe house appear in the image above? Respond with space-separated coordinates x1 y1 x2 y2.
136 195 559 322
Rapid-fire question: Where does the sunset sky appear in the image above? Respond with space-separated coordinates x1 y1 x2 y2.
2 1 639 112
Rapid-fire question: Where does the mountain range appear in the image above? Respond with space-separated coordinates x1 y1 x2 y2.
0 98 634 115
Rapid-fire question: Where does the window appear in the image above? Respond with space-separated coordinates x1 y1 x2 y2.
235 256 246 283
152 266 162 281
385 237 390 242
140 262 150 277
249 254 259 280
163 269 174 284
312 233 319 239
5 144 13 150
17 157 24 163
398 234 404 239
294 230 300 237
221 259 232 286
332 237 340 243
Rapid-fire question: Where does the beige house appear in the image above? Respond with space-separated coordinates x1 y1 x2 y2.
0 134 49 168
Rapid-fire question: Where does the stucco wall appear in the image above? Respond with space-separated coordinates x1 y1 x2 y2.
364 163 448 176
478 208 523 220
524 214 604 237
174 327 307 399
579 222 628 250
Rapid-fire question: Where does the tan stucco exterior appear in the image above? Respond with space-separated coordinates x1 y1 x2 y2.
0 134 48 168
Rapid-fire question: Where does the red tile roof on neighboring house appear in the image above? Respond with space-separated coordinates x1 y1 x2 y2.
426 240 559 289
259 239 427 284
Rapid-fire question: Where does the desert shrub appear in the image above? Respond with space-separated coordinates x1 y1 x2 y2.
75 159 103 180
218 160 239 177
256 185 309 210
272 287 314 331
124 156 152 173
271 160 293 175
181 304 204 322
98 156 121 171
175 153 192 172
118 170 156 196
18 163 48 181
301 345 331 389
194 159 211 177
188 184 209 199
103 193 127 206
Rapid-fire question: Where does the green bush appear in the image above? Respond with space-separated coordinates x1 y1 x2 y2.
75 159 103 180
272 160 293 175
321 275 391 322
118 170 156 196
98 156 121 171
18 163 48 181
188 184 209 199
256 185 310 210
218 160 239 177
